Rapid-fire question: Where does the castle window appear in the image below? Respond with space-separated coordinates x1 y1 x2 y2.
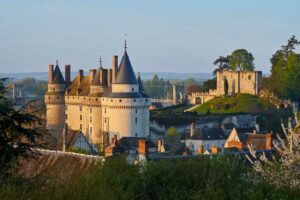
132 88 134 92
65 114 68 120
80 115 82 121
90 117 92 123
248 75 251 80
104 117 107 123
65 105 68 110
57 96 59 99
119 99 122 102
104 107 106 114
134 99 136 102
90 127 92 134
80 124 82 130
146 99 148 102
90 107 92 113
135 133 137 137
53 88 55 91
135 117 138 123
96 98 98 101
135 109 138 114
79 106 82 111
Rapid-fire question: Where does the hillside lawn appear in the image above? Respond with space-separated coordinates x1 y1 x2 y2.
193 94 276 114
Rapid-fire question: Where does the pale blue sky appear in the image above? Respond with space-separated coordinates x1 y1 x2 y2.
0 0 299 73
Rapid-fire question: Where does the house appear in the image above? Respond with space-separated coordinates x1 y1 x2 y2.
225 127 272 150
184 124 227 155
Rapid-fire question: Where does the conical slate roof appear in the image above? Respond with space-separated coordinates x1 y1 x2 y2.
137 73 144 92
52 64 65 84
91 68 101 86
114 51 138 84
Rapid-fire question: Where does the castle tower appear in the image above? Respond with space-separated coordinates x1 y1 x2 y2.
45 61 66 139
104 46 151 138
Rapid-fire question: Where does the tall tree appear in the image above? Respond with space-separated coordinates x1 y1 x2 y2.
213 56 230 75
269 35 300 99
0 78 46 173
285 53 300 103
229 49 255 71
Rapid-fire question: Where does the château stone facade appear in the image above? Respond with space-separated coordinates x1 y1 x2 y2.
45 47 151 149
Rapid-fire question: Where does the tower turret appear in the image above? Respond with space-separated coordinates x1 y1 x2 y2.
45 60 66 141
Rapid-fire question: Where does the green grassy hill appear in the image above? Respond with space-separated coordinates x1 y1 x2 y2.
193 94 276 114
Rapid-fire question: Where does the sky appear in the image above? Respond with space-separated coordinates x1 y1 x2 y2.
0 0 300 74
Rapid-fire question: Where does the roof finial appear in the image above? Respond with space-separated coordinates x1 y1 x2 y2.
99 56 102 68
56 59 58 66
124 33 127 51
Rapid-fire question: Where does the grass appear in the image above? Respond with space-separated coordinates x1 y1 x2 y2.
193 94 276 114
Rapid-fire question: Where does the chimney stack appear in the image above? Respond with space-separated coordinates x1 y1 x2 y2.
48 64 54 83
78 69 83 84
89 69 96 83
211 146 218 154
112 55 118 83
197 145 203 155
138 139 148 155
65 65 71 84
107 69 112 86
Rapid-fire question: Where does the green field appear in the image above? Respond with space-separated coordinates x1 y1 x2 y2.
193 94 276 114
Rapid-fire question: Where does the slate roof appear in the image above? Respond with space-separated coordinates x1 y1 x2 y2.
187 127 227 140
138 74 144 91
114 51 138 84
117 137 156 149
52 65 65 84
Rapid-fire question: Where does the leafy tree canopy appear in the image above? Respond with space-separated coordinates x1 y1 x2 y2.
229 49 255 71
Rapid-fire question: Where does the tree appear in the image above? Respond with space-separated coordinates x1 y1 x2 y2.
185 78 197 88
285 53 300 103
213 55 230 75
229 49 255 71
247 116 300 190
0 78 46 173
203 78 216 92
269 36 300 99
186 84 203 95
165 127 180 145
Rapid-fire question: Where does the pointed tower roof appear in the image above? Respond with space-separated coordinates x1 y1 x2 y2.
91 68 101 86
52 61 65 84
114 51 138 84
137 72 144 92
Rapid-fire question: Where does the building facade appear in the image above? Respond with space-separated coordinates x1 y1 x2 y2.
45 48 151 148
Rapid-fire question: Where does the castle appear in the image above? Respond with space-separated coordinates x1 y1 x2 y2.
45 46 151 149
189 70 262 104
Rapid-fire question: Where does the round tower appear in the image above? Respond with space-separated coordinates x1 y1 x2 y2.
45 61 66 139
104 48 151 138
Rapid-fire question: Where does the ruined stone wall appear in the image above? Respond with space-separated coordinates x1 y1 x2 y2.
216 71 262 96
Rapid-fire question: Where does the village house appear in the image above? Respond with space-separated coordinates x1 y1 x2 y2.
224 127 272 151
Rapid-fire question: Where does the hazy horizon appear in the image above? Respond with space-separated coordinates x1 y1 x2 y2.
1 0 300 74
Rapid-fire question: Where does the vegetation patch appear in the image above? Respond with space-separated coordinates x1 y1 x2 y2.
193 94 276 114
